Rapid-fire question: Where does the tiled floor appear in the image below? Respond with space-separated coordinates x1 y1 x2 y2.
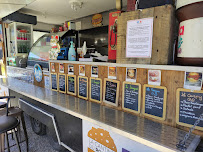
4 114 57 152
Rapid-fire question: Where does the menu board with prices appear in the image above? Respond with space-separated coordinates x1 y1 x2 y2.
51 73 58 91
176 89 203 131
103 78 120 106
122 82 141 114
58 74 66 93
143 85 167 120
78 76 88 100
67 75 76 96
90 78 102 103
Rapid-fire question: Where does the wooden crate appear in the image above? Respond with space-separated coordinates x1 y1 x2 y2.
117 5 175 64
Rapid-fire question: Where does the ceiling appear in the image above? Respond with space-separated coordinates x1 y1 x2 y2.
0 0 35 19
19 0 127 25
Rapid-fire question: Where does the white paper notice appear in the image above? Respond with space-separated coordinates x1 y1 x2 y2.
126 18 154 58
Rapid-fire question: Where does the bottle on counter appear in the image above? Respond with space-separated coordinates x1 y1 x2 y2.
81 41 87 57
68 41 76 61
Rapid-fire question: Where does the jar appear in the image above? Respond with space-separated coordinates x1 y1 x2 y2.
176 0 203 66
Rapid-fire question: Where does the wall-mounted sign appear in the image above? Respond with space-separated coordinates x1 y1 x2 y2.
103 78 120 106
92 14 103 27
90 77 102 103
58 74 66 93
122 82 141 114
176 88 203 131
34 64 43 82
67 75 76 96
51 73 58 91
143 84 167 121
126 17 153 58
78 76 88 100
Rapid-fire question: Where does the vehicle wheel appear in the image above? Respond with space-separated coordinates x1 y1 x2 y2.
47 127 68 152
30 116 46 136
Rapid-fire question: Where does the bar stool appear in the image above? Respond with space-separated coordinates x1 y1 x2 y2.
0 96 21 152
0 102 6 109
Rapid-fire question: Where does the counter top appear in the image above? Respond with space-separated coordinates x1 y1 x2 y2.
0 77 200 152
49 60 203 72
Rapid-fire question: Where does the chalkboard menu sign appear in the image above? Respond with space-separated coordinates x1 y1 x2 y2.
51 73 58 91
103 78 120 106
90 78 102 103
67 75 76 96
176 88 203 131
143 85 167 120
58 74 66 93
122 82 141 114
78 76 88 100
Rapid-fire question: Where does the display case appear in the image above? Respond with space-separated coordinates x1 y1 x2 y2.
7 22 33 59
27 30 78 69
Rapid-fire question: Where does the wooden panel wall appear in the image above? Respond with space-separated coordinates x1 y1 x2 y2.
50 62 203 137
117 5 175 65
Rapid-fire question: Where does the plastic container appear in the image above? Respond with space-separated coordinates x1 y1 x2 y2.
68 41 76 61
176 0 203 66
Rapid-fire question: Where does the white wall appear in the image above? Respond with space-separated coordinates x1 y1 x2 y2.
33 31 48 43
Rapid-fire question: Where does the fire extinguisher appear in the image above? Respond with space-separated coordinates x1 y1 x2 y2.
110 19 118 50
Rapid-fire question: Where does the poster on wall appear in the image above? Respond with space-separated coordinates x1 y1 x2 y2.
91 66 98 77
184 72 202 90
68 65 74 75
108 66 117 79
148 70 161 86
59 63 64 73
126 17 153 58
83 120 160 152
79 65 85 76
126 68 137 82
51 63 55 72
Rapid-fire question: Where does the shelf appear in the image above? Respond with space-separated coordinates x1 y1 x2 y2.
49 60 203 72
17 40 30 42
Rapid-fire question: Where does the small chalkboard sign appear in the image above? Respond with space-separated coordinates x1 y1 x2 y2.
143 84 167 120
67 75 76 96
90 77 102 103
176 88 203 131
58 74 66 93
51 73 58 91
78 76 88 100
122 82 141 114
103 78 120 106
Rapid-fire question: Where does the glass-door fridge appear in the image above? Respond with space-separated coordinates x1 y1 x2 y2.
7 22 33 67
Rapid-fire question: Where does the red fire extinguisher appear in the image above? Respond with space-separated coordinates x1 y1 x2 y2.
108 11 121 62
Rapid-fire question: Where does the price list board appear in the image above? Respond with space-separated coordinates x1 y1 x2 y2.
90 78 102 103
143 85 167 120
103 78 120 106
122 82 141 114
176 88 203 131
51 73 58 91
78 76 88 100
58 74 66 93
67 75 76 96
